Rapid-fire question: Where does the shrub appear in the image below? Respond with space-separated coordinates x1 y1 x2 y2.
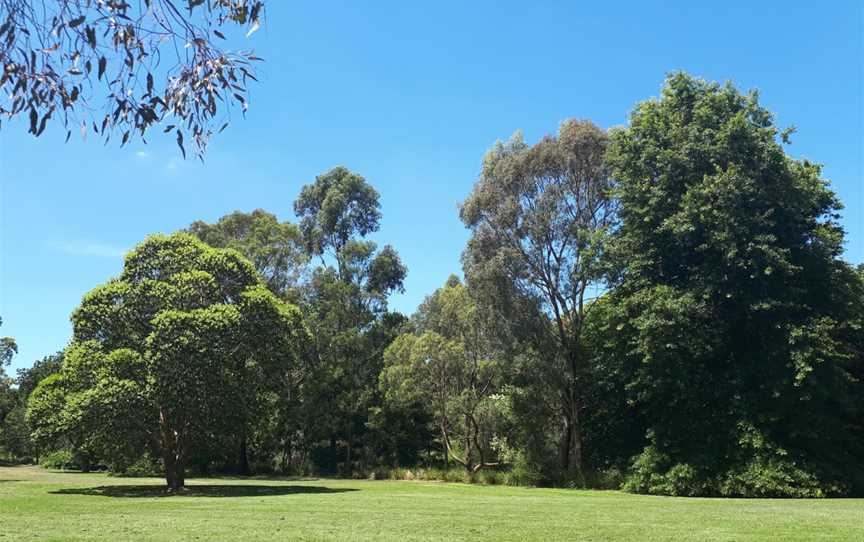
114 455 162 478
505 459 543 487
476 469 505 485
40 450 78 470
622 446 710 496
720 458 827 498
589 467 624 490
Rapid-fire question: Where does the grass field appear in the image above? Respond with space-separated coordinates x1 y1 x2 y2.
1 466 862 541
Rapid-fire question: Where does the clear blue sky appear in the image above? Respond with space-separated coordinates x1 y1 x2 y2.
1 0 862 374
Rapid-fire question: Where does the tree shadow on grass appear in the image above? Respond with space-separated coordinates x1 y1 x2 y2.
51 484 358 498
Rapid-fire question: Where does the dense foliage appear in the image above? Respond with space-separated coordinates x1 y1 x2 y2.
6 73 862 496
603 73 864 496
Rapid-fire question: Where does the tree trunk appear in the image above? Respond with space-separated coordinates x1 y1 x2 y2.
558 403 585 484
80 453 91 473
238 434 251 476
558 419 572 472
163 452 186 492
329 434 337 474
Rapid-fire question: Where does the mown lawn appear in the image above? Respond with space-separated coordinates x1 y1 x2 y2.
1 466 862 541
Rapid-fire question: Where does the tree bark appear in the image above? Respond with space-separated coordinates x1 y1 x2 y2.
163 451 184 492
80 453 91 473
238 434 251 476
160 410 186 491
558 399 585 484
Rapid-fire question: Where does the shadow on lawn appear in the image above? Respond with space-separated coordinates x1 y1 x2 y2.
52 484 358 498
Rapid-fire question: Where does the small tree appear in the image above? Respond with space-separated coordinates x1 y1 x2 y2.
381 277 505 472
28 233 307 490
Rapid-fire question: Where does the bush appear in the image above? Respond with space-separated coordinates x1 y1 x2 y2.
589 467 624 490
623 434 840 498
505 458 543 487
476 469 505 485
114 455 162 478
622 446 710 496
720 458 828 498
40 450 78 470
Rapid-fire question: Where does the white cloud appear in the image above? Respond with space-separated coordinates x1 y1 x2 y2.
47 241 127 259
135 151 150 159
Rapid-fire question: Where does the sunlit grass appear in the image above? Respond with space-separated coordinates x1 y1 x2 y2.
1 466 862 541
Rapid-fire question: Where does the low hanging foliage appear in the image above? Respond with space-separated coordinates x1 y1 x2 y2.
0 0 266 158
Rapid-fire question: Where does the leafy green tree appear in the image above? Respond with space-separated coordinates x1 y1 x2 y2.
0 317 18 457
606 72 864 496
189 209 309 474
189 209 308 299
28 233 307 490
460 120 616 482
381 276 507 472
295 167 383 262
0 353 65 462
293 167 407 473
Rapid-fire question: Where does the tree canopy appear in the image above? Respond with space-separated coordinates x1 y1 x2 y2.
11 73 863 498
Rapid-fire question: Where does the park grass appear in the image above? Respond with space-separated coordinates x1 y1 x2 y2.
1 466 862 541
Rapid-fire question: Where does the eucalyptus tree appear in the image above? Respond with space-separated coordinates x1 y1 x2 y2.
189 209 308 300
1 0 266 157
381 276 506 472
460 120 616 482
607 72 864 496
293 167 406 472
27 233 306 490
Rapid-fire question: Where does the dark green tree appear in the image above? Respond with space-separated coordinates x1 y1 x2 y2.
606 73 864 496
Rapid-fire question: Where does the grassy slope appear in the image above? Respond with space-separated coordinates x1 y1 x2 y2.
1 466 862 541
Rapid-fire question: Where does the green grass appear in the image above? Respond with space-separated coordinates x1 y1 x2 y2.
1 466 862 541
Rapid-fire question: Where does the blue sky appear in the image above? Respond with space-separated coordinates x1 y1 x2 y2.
1 0 862 373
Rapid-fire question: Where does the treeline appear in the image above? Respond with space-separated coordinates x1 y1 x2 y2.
2 73 862 496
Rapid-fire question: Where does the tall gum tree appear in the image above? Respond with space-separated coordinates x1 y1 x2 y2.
460 120 616 482
293 167 407 471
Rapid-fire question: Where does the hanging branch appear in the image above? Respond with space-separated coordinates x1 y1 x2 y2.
0 0 266 159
